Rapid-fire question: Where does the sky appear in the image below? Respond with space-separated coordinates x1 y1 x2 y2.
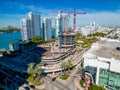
0 0 120 27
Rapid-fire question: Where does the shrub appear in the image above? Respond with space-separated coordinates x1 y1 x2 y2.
60 75 69 80
80 80 84 87
88 84 105 90
27 76 41 86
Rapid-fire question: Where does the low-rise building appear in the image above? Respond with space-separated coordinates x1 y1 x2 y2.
83 40 120 90
19 41 36 52
9 41 20 51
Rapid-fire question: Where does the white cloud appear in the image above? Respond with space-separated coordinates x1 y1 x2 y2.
2 1 120 27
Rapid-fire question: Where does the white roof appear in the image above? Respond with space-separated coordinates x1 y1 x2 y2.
89 40 120 60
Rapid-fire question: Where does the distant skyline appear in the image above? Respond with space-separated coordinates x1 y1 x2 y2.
0 0 120 27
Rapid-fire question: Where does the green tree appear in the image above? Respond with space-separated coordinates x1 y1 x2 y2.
31 36 45 44
75 33 81 41
0 28 20 33
27 63 43 85
60 62 67 74
39 61 45 66
88 32 106 37
28 63 43 80
35 64 43 76
66 59 73 72
28 63 36 79
34 64 43 81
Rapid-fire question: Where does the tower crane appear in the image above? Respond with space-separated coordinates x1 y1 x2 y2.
51 8 86 31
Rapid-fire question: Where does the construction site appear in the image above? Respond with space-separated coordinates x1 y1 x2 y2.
40 35 76 64
39 9 86 64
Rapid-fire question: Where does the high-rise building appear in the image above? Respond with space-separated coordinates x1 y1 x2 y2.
21 12 41 41
21 18 31 41
41 22 45 39
27 12 41 37
55 13 69 37
43 17 52 41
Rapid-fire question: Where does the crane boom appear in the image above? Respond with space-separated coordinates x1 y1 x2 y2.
50 8 86 31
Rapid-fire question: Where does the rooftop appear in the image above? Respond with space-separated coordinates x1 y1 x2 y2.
89 40 120 60
62 31 75 36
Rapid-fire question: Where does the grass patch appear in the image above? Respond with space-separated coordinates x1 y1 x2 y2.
75 33 98 48
60 74 69 80
27 76 42 86
80 80 84 88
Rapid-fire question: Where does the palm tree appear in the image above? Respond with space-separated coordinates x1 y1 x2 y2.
60 62 67 74
34 64 43 81
28 63 43 81
35 64 43 76
67 59 73 73
39 61 45 66
28 63 35 75
75 33 80 41
27 63 36 79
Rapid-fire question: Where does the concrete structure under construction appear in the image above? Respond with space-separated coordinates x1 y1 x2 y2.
40 11 76 65
40 35 76 64
58 31 75 48
56 11 75 48
83 39 120 90
41 45 76 64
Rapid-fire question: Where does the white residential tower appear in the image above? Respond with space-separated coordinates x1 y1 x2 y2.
21 12 41 41
43 17 52 41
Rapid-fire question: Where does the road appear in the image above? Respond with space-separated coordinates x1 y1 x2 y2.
45 75 72 90
41 48 84 90
44 71 79 90
43 61 82 90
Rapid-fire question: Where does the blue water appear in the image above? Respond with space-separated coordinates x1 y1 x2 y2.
0 32 21 50
0 30 56 50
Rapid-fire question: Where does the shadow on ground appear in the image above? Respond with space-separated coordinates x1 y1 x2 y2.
0 47 47 90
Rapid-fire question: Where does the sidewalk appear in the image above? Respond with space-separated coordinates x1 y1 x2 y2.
29 82 45 90
35 84 45 90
